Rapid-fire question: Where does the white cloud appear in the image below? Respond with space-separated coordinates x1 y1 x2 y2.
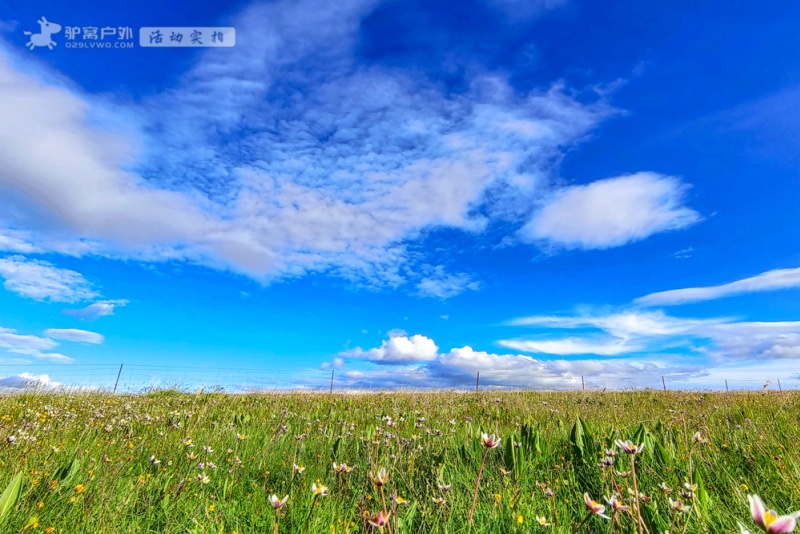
62 299 128 320
0 326 58 353
506 310 800 361
0 372 61 390
44 328 104 344
635 267 800 306
416 266 481 299
336 334 699 389
497 337 639 355
0 255 98 302
509 310 720 339
31 353 75 363
344 334 439 364
0 0 614 289
520 172 701 249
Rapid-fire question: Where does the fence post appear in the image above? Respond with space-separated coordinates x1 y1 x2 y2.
113 364 123 394
581 375 585 391
475 372 480 393
725 379 729 392
661 376 666 391
778 379 782 392
329 369 335 395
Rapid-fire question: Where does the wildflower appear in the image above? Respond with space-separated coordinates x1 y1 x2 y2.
203 446 214 453
670 497 691 513
617 470 631 478
659 482 673 493
500 468 513 476
517 515 524 524
536 515 551 527
269 494 288 509
74 484 85 494
693 431 709 444
367 511 388 528
311 483 328 496
605 448 618 457
196 473 210 485
333 462 353 474
371 468 388 487
392 493 407 505
615 439 645 455
748 494 799 533
6 436 16 445
599 456 615 467
149 455 161 466
584 493 610 519
481 433 501 449
293 464 306 474
237 433 246 441
432 497 446 505
605 494 630 512
438 483 451 492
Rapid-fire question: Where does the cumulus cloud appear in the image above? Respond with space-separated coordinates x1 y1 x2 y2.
635 267 800 306
0 372 61 390
344 334 439 364
0 256 98 302
62 299 128 320
43 328 104 344
337 334 699 389
520 172 701 249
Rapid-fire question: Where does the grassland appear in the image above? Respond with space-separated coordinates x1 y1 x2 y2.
0 390 798 533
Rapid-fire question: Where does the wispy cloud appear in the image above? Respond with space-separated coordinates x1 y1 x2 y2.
635 267 800 306
43 328 104 344
0 255 98 302
504 309 800 361
520 172 701 249
62 299 128 320
416 266 481 299
0 326 57 353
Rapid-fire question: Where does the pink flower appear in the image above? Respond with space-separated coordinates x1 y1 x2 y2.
584 493 610 519
269 494 288 509
368 511 389 528
371 468 388 487
749 494 800 533
605 495 630 513
615 439 645 455
481 433 501 449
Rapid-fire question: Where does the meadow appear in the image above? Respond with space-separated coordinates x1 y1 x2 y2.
0 389 798 533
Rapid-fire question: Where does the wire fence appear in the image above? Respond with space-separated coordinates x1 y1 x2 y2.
0 363 799 394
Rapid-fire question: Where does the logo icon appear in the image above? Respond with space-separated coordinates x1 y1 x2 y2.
24 17 62 50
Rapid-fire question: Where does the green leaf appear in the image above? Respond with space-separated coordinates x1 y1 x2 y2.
52 457 80 487
0 472 22 524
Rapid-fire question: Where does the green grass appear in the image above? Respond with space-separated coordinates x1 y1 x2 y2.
0 390 798 533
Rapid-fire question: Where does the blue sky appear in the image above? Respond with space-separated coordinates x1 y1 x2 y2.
0 0 799 390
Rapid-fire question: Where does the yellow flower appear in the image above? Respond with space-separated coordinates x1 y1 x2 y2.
74 484 85 494
740 483 749 491
517 515 524 524
495 493 502 503
208 504 215 512
37 501 44 509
